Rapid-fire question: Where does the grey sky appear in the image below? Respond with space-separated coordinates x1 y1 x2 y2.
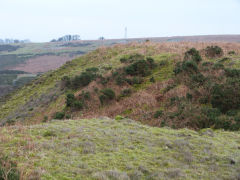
0 0 239 42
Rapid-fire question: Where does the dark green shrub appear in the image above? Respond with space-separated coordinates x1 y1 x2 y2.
115 75 126 85
120 57 128 63
184 48 202 63
146 57 156 68
86 67 99 73
73 100 84 110
125 77 143 85
61 76 71 87
205 46 223 58
228 51 236 55
65 114 71 119
161 120 166 127
191 73 206 84
154 110 163 118
225 68 240 78
66 93 75 107
199 96 209 104
125 60 152 77
214 116 231 130
182 60 198 72
202 61 213 66
128 54 145 62
43 116 48 122
99 88 116 105
120 54 144 63
54 112 65 119
199 107 221 128
186 93 193 101
150 77 155 83
211 79 240 113
234 115 240 122
72 70 97 89
226 110 238 116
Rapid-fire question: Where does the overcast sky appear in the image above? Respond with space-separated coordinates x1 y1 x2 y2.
0 0 239 42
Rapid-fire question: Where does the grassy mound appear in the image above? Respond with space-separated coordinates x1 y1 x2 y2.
0 118 240 179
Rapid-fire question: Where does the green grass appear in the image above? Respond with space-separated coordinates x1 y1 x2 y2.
0 118 240 179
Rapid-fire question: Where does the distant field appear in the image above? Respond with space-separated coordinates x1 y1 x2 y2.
1 35 240 73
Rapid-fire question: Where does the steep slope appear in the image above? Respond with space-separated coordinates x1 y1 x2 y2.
0 118 240 179
1 42 240 131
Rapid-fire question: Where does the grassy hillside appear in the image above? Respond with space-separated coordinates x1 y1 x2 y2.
1 42 240 179
1 42 240 130
0 117 240 179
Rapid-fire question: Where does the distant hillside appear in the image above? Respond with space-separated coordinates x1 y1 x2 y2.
2 35 240 73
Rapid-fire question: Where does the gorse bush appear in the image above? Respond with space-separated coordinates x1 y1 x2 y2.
72 71 96 89
184 48 202 63
228 51 236 55
115 75 126 85
73 101 84 110
191 73 206 85
225 68 240 78
120 54 145 63
154 110 163 118
125 60 149 76
54 112 65 120
64 67 99 89
174 49 201 75
66 93 75 107
211 79 240 113
99 88 116 105
66 92 89 110
181 60 198 73
205 46 223 58
198 107 221 129
125 59 154 77
146 57 156 68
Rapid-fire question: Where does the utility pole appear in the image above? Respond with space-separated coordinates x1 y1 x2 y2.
124 27 128 40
